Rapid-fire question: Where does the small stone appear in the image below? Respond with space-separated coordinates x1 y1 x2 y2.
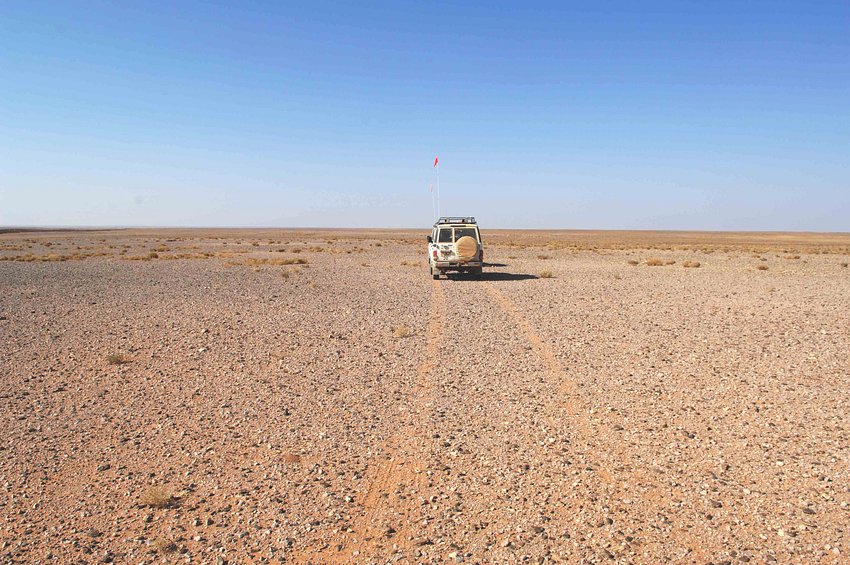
96 464 111 472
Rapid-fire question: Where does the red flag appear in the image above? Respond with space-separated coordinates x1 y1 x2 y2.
433 156 439 167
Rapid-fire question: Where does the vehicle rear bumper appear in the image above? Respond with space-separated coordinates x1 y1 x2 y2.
435 261 482 268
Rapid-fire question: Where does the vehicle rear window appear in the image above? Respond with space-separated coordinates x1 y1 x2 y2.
437 229 453 243
454 228 477 241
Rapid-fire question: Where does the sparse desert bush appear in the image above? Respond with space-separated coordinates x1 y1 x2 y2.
627 260 639 266
393 325 411 338
683 261 701 268
784 255 801 260
539 270 554 278
665 260 676 265
645 258 664 266
842 262 848 268
244 258 307 266
152 539 178 554
537 254 550 260
139 486 173 509
281 270 290 279
374 242 382 247
757 265 769 271
308 281 318 289
147 252 159 259
107 353 130 365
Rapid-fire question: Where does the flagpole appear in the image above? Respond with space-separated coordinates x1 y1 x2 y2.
430 183 436 221
436 161 441 218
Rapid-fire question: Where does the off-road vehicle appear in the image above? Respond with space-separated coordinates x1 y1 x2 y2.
427 217 484 279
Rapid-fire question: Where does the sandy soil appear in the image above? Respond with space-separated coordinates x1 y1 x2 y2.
1 228 849 563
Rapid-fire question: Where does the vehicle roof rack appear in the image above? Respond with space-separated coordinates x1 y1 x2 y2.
436 216 476 225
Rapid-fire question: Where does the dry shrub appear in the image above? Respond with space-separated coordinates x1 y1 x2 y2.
756 265 769 271
244 258 307 266
842 262 848 268
784 255 801 260
539 270 555 278
147 252 159 259
683 261 701 268
393 325 411 338
281 270 290 279
107 354 130 365
665 260 676 265
537 254 550 260
308 281 318 289
139 486 173 509
152 539 178 554
627 260 639 266
645 258 664 266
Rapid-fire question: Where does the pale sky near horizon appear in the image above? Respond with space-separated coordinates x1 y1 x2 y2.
1 1 848 230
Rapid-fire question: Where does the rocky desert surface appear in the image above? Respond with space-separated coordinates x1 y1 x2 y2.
1 228 849 564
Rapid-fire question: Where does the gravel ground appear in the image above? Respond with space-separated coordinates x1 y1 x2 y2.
1 229 849 563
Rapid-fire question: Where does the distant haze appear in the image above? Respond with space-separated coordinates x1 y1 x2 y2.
1 2 848 231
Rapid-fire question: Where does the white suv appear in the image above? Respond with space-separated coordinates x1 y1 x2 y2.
427 217 484 279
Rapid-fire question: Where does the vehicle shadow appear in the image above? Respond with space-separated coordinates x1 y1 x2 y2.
446 271 538 282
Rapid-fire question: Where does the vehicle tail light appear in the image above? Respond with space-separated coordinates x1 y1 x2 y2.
432 250 438 259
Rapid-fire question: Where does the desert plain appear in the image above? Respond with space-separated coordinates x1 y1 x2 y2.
1 228 849 564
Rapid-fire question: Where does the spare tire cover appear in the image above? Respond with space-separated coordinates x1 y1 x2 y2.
455 235 478 262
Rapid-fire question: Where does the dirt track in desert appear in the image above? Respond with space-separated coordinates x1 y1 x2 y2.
1 228 849 563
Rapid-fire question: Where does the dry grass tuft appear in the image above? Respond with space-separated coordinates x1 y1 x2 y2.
644 258 665 266
139 486 174 509
152 538 178 554
756 265 769 271
537 254 550 260
682 261 701 268
281 453 302 464
627 259 639 266
244 257 307 266
393 325 411 338
842 262 848 268
784 254 801 260
107 353 130 365
539 270 555 278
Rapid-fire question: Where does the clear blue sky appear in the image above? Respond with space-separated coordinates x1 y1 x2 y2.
2 1 848 230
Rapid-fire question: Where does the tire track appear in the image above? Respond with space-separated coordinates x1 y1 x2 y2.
295 280 445 563
484 282 717 562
